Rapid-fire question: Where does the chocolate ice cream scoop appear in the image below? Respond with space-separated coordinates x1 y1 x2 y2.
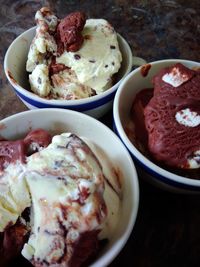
0 218 30 266
144 94 200 169
135 63 200 170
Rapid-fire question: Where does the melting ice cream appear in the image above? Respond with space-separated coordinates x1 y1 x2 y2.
0 130 121 267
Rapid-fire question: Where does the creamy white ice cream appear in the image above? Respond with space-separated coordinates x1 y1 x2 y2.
29 64 51 97
0 162 31 232
0 132 121 266
26 8 122 100
56 19 122 94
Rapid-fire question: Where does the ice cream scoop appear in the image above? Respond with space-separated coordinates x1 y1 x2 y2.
26 8 122 100
143 63 200 169
0 131 121 267
56 18 122 94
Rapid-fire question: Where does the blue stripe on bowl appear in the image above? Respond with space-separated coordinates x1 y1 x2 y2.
15 87 116 111
113 120 200 192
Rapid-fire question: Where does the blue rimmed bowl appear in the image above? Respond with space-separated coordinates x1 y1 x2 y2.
113 59 200 193
4 26 133 119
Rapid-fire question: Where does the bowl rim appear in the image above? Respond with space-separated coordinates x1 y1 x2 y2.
113 58 200 188
4 26 133 107
0 108 139 267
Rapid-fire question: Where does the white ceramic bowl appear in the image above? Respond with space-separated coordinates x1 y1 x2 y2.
4 26 133 119
0 108 139 266
113 59 200 193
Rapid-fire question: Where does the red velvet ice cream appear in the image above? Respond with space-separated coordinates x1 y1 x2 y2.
144 95 200 168
153 63 200 99
131 63 200 170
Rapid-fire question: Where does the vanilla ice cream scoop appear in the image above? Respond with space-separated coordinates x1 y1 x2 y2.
26 8 122 99
56 19 122 94
21 133 121 267
0 163 31 232
0 131 121 267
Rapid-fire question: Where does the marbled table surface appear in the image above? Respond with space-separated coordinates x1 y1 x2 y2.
1 0 200 266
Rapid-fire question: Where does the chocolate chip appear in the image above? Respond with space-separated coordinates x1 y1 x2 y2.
91 88 97 96
84 34 92 40
110 45 116 49
46 17 52 23
112 62 115 66
105 65 108 68
89 60 95 63
74 54 81 60
38 77 42 84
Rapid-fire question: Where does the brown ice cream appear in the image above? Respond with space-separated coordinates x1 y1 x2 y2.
131 63 200 170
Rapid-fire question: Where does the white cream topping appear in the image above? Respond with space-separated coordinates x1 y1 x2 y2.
162 66 190 87
175 108 200 127
26 9 58 72
22 133 110 265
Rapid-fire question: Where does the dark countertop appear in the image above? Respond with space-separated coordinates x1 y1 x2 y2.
1 0 200 266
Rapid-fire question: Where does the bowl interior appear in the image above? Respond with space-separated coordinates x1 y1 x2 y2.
0 109 139 267
114 59 200 187
4 27 132 101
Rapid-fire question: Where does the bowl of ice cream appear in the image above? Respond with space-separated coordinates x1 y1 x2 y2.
4 7 134 119
0 108 139 267
113 59 200 193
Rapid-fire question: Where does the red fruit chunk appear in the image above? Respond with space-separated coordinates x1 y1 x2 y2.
144 95 200 168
